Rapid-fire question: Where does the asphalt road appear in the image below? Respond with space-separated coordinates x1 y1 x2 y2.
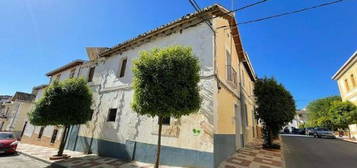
282 135 357 168
0 153 51 168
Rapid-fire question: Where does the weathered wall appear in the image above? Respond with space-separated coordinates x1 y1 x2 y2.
2 101 33 138
72 22 216 167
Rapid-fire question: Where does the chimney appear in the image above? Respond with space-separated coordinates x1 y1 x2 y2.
86 47 108 60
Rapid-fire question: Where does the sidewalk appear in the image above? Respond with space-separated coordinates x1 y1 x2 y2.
219 139 284 168
17 143 182 168
336 136 357 144
18 141 283 168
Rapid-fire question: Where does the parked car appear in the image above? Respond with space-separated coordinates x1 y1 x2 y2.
0 132 18 154
281 127 290 134
313 128 335 139
292 128 305 135
305 127 315 136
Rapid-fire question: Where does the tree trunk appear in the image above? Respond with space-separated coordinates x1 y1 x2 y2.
155 117 163 168
263 125 272 147
57 125 69 156
268 127 273 146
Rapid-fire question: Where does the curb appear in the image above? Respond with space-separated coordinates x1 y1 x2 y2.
18 151 66 168
279 136 286 168
336 138 357 144
17 151 52 164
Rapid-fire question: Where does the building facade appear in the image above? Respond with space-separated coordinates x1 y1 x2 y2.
0 95 11 130
22 4 257 168
285 109 307 131
0 92 35 138
332 50 357 138
21 61 84 148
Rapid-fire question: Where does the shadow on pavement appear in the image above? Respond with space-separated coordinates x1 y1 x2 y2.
0 152 20 157
48 155 131 168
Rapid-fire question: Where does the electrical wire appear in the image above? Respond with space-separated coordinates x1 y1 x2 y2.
237 0 347 26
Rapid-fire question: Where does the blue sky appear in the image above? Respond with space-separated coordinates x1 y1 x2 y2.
0 0 356 108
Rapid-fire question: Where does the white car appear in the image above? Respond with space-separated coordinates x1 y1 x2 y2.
313 128 335 139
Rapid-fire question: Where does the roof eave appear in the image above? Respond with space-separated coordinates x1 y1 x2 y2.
99 4 225 57
332 51 357 80
46 60 86 76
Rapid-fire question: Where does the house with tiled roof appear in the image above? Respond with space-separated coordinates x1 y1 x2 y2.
22 4 258 167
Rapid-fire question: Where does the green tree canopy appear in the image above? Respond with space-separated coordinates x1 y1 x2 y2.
306 96 341 129
131 46 201 167
254 77 296 147
132 46 201 118
329 101 357 130
29 78 93 156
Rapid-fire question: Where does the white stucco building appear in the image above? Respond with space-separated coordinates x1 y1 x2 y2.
22 4 258 168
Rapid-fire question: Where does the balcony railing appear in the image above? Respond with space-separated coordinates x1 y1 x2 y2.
226 65 237 87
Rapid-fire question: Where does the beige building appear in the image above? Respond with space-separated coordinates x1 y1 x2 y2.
332 50 357 138
0 92 35 138
0 95 11 129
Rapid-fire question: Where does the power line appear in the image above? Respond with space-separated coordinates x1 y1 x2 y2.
188 0 214 31
237 0 347 25
211 0 270 20
188 0 270 30
232 0 269 13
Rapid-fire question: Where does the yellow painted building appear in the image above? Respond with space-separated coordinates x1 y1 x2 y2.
332 51 357 104
213 15 257 150
332 50 357 138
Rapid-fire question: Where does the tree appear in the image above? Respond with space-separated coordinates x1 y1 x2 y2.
329 101 357 132
132 46 201 168
306 96 341 129
29 78 93 157
254 77 296 148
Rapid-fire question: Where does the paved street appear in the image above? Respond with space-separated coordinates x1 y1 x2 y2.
0 153 51 168
282 135 357 168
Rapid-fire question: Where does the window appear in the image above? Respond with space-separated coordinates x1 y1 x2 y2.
88 67 95 82
70 68 76 78
107 108 117 122
159 117 171 125
119 59 127 78
351 74 356 88
38 127 45 139
345 79 350 91
50 129 58 143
